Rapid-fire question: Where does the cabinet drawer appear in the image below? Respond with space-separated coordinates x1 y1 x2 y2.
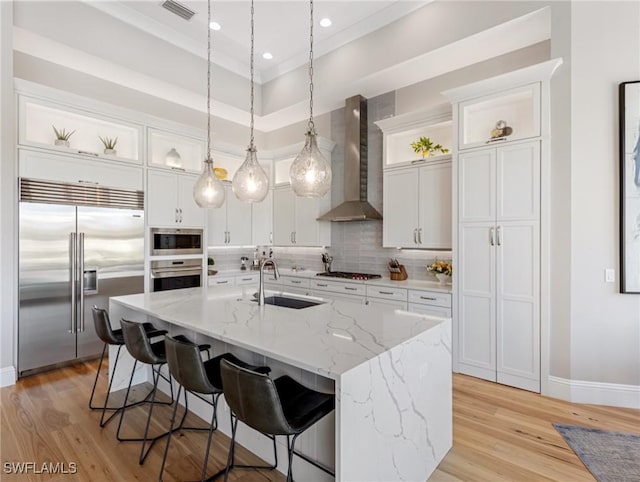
236 274 258 285
367 298 407 309
282 277 310 289
408 289 451 307
311 279 366 297
408 303 452 318
208 276 236 287
366 285 407 302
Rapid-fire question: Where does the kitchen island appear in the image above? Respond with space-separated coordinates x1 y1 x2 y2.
109 286 452 482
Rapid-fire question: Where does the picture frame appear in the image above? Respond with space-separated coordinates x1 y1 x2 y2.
620 80 640 293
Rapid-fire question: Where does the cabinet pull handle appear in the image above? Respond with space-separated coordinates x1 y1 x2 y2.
418 228 422 244
270 232 273 244
170 166 186 172
411 159 425 165
78 180 99 185
241 278 252 281
489 227 495 246
218 280 228 284
497 226 502 246
413 228 418 244
291 232 294 243
291 280 302 284
227 231 231 244
317 283 328 287
379 291 394 295
344 287 357 291
179 208 183 223
175 208 178 223
420 296 437 301
294 232 297 244
78 150 99 157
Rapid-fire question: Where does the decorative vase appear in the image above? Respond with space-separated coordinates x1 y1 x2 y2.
104 148 117 156
435 273 451 284
165 148 182 167
55 139 70 148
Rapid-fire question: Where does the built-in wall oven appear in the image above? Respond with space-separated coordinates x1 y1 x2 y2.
150 259 202 292
151 228 203 256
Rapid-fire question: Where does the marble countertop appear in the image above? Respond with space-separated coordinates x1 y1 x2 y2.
111 286 449 380
208 269 453 293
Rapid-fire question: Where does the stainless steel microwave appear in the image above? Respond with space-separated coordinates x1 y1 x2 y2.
151 228 203 256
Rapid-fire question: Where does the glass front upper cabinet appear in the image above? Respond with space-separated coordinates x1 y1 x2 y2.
19 96 142 164
459 83 540 150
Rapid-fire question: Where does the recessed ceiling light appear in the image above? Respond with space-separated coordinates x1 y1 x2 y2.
209 21 221 31
320 18 332 27
262 52 273 60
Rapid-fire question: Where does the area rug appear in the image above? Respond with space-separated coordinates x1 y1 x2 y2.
554 423 640 482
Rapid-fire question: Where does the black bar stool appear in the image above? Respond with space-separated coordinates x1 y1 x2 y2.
117 319 210 464
220 359 335 482
89 306 167 427
159 335 273 482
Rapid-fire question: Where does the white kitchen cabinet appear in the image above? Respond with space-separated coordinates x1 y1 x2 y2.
252 189 273 245
272 187 330 246
457 141 540 392
207 184 252 247
18 148 143 191
383 159 452 249
147 170 203 228
208 276 236 287
407 289 452 318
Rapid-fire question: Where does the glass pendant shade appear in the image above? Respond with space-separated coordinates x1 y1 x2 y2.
290 130 331 197
193 159 226 208
232 147 269 202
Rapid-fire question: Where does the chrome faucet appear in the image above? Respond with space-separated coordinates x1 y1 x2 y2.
258 258 279 306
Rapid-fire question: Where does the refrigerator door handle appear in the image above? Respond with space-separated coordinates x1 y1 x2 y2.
79 232 85 333
69 232 77 334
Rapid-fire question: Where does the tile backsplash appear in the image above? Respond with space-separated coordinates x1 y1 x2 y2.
208 91 452 281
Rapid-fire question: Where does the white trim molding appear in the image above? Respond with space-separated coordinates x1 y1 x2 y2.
0 366 16 387
548 376 640 409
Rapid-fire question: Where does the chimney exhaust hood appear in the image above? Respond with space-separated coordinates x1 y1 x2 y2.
317 95 382 222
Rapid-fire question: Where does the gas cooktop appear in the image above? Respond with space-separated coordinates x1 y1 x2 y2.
316 271 382 280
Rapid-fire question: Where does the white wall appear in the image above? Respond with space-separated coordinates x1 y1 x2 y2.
0 0 16 386
569 1 640 386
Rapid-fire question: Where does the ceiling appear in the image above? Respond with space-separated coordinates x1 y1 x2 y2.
89 1 428 83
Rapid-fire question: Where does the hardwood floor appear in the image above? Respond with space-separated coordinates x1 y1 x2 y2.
1 360 639 481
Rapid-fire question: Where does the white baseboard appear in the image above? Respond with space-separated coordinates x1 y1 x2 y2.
547 376 640 409
0 366 16 387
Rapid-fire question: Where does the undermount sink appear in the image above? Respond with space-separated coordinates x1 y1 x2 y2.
253 295 324 309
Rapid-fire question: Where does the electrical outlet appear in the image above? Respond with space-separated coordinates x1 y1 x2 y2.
605 269 615 283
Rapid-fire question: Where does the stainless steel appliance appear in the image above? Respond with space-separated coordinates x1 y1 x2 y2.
18 178 145 376
316 271 382 280
151 228 203 256
150 259 203 292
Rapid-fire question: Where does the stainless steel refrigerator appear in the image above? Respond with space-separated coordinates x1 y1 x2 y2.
18 178 145 376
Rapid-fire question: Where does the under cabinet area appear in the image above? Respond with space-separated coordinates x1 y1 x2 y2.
383 159 452 249
147 170 203 228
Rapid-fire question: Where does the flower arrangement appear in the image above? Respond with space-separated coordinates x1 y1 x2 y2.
427 260 452 276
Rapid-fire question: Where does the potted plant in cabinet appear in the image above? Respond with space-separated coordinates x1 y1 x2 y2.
52 125 75 148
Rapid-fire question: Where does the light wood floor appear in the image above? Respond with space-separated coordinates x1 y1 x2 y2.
1 360 639 481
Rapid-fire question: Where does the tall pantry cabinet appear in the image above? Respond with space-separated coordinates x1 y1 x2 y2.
443 59 562 393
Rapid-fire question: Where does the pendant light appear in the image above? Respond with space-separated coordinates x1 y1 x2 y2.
232 0 269 203
289 0 332 198
193 0 226 209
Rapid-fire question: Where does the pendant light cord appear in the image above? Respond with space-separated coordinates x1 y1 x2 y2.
308 0 315 133
206 0 212 162
249 0 255 149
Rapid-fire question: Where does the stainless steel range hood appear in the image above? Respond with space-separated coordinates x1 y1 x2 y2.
318 95 383 222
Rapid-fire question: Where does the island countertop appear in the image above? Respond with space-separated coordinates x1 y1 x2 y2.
110 285 449 380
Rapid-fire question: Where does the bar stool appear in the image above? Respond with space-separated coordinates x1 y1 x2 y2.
220 359 335 482
89 306 167 427
159 335 273 482
117 319 210 464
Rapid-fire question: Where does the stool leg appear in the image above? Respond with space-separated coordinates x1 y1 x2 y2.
200 392 220 481
286 433 301 482
99 345 123 427
88 343 107 410
158 385 182 482
223 415 238 482
139 364 162 464
116 359 138 441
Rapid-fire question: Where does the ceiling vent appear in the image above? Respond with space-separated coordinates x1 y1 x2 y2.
161 0 196 21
